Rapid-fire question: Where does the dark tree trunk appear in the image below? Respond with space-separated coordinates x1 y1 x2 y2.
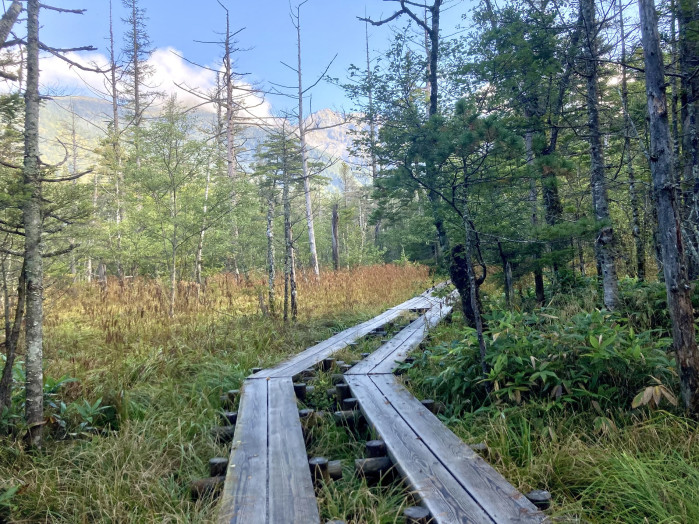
498 241 513 309
678 0 699 278
462 224 490 381
640 0 699 416
527 130 546 306
450 243 485 329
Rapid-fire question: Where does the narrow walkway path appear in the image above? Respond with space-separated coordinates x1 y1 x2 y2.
218 285 545 523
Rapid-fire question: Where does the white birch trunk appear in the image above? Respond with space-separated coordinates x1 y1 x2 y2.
582 0 619 310
23 0 44 448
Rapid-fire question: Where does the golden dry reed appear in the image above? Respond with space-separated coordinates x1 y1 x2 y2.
46 263 431 325
38 264 431 397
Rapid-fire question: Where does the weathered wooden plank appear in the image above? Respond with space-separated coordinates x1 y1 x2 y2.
349 291 457 375
347 316 428 375
423 290 458 328
260 307 405 379
369 296 456 374
267 378 321 523
371 375 544 523
249 284 449 380
345 375 495 524
218 379 268 524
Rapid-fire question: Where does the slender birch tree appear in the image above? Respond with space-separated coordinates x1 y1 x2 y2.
291 1 320 277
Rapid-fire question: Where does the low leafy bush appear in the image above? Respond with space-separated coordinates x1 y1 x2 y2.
0 357 113 439
410 309 677 413
406 280 697 523
617 277 699 332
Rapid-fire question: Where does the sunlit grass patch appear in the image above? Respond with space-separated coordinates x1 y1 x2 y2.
1 264 431 522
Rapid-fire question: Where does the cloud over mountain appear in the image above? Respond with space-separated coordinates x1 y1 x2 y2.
38 47 270 120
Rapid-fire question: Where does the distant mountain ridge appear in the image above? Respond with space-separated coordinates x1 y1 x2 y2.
39 96 366 188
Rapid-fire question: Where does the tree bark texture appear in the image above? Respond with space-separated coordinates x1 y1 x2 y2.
283 168 297 322
266 193 276 317
678 0 699 278
0 1 21 49
195 163 211 287
581 0 619 310
639 0 699 416
526 128 546 305
23 0 44 448
110 0 124 280
0 262 26 412
619 0 645 280
498 241 513 309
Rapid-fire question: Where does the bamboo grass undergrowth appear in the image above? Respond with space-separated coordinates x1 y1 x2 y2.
405 291 699 524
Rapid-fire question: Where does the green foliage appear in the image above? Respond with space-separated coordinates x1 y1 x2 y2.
0 359 113 439
410 309 676 412
406 289 697 522
617 278 684 331
439 405 699 523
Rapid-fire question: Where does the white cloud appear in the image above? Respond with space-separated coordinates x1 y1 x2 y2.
37 47 271 120
39 51 111 97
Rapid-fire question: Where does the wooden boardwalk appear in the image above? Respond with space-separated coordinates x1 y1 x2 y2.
251 283 448 380
218 377 320 523
217 285 545 524
345 374 542 523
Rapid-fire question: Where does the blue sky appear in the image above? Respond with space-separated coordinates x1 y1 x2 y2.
34 0 471 114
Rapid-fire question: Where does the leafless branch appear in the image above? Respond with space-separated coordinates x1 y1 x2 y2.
0 247 22 257
38 43 106 73
358 9 406 27
40 137 70 168
43 244 80 258
40 168 92 183
38 4 86 14
0 159 21 170
302 54 337 95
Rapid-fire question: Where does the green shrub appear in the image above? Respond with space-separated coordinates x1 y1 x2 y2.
410 309 676 412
